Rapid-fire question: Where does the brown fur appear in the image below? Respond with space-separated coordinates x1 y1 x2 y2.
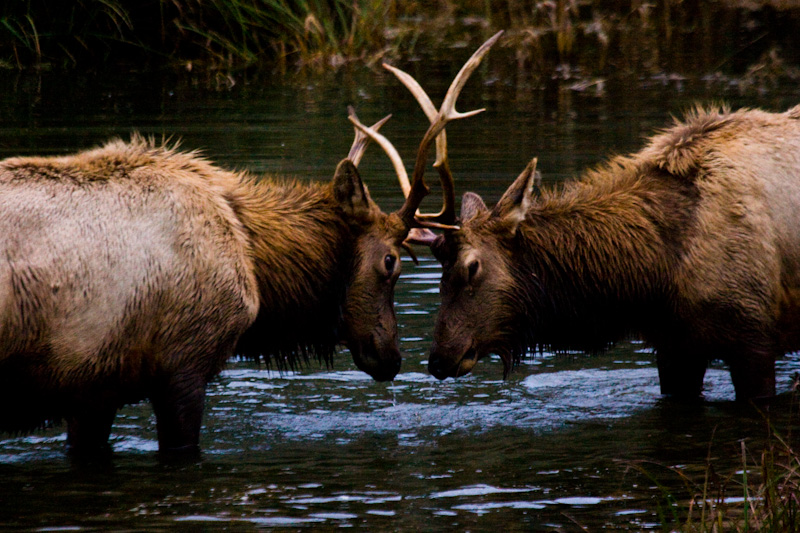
229 177 353 365
430 105 800 401
0 134 406 454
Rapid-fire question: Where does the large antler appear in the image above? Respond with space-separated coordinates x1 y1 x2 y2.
394 30 503 229
381 64 454 225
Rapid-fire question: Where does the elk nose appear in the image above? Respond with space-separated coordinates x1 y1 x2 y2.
427 354 449 380
374 357 402 382
361 346 401 382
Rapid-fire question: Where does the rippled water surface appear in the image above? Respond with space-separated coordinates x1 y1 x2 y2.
2 62 800 530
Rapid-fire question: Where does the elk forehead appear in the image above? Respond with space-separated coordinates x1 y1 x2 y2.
380 211 411 242
438 223 519 303
437 221 495 261
354 212 409 265
462 248 480 268
453 242 486 281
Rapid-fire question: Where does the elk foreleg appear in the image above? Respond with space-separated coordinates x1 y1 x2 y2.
150 370 206 456
727 346 776 402
66 402 117 458
656 349 707 400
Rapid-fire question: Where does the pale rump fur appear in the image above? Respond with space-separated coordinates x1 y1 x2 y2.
640 106 800 349
0 135 400 453
431 105 800 401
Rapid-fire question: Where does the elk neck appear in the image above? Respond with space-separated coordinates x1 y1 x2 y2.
227 176 353 364
513 158 699 351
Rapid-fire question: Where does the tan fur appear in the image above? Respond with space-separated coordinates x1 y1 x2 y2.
431 105 800 401
0 136 259 373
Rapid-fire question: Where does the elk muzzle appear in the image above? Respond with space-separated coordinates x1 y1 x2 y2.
428 337 478 380
348 335 402 382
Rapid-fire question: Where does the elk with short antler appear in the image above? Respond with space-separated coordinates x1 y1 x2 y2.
0 33 502 456
429 104 800 402
0 119 396 457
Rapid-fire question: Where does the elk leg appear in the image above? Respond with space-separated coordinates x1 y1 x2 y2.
150 371 206 455
66 403 117 456
656 350 707 399
728 348 776 402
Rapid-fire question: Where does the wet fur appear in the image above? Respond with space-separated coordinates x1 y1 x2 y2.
0 135 359 441
436 105 800 399
229 177 354 369
510 156 699 354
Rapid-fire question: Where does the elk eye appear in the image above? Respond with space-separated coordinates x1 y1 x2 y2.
384 254 397 275
467 259 480 282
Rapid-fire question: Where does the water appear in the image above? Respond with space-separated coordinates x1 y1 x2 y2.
1 63 800 530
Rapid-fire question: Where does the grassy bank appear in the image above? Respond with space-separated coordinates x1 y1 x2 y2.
2 0 800 82
0 0 395 71
631 394 800 532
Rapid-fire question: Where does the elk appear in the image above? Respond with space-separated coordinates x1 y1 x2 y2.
427 105 800 402
0 33 500 456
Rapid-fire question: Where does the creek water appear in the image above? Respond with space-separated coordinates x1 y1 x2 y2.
1 57 800 531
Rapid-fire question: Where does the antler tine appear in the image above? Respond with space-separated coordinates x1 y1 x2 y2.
395 30 503 228
383 63 455 225
347 105 391 167
347 107 411 196
440 30 503 121
381 64 446 165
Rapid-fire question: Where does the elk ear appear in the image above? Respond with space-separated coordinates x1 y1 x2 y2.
491 158 538 233
460 192 488 222
332 159 374 220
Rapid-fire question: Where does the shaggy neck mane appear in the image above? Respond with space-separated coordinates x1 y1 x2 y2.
229 176 352 367
511 158 698 353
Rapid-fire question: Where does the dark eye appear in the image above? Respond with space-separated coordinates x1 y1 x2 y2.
467 259 480 282
384 254 397 275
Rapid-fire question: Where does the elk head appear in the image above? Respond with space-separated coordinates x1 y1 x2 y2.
429 158 541 379
328 113 403 382
341 31 503 381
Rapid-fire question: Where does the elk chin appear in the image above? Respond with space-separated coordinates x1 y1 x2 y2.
429 341 514 380
346 338 401 382
455 347 479 377
428 341 479 380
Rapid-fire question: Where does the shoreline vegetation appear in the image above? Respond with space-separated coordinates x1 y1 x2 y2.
2 1 800 87
633 390 800 531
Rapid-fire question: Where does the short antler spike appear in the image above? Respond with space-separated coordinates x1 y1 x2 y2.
347 108 411 196
346 105 391 167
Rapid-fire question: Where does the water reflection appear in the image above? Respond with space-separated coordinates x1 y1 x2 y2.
0 68 800 530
